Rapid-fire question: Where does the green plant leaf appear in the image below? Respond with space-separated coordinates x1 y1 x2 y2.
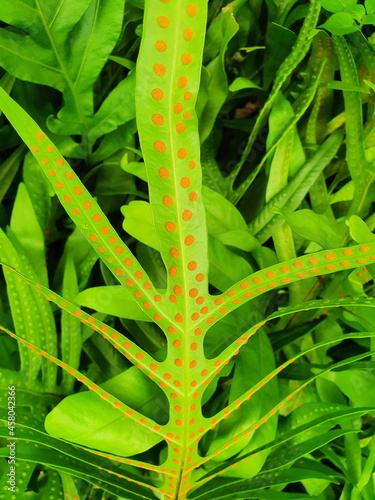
121 200 160 250
75 285 152 321
0 0 126 143
199 3 239 142
10 182 48 285
321 13 359 35
327 80 371 94
320 0 357 13
249 130 343 243
281 209 341 248
45 368 165 456
190 467 341 499
228 77 262 92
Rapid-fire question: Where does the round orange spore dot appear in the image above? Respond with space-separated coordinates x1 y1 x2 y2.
175 359 183 367
151 88 164 100
65 171 73 180
169 266 177 278
153 63 166 76
89 234 98 241
158 168 170 180
308 257 318 264
115 269 124 276
184 91 193 100
184 111 192 120
189 160 196 169
188 261 197 270
280 266 289 273
152 114 164 126
100 226 110 234
36 131 45 140
83 201 92 210
175 314 183 323
293 260 303 268
72 208 80 216
178 148 188 159
63 195 72 203
342 249 352 256
154 140 166 152
56 158 64 166
186 4 197 16
185 235 195 246
165 221 176 232
124 258 132 266
157 15 169 28
170 247 180 258
189 288 198 298
48 169 56 177
266 271 275 278
176 122 185 134
195 273 204 282
183 28 194 40
173 339 181 348
182 53 192 65
174 103 183 114
46 145 54 153
180 177 190 187
55 181 63 189
178 76 188 88
189 191 198 201
74 186 82 195
163 195 173 206
31 145 39 152
182 210 192 221
155 40 167 52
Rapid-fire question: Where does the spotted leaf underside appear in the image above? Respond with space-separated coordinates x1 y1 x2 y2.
1 1 375 499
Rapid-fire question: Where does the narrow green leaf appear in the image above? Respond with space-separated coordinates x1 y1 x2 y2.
75 285 152 321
